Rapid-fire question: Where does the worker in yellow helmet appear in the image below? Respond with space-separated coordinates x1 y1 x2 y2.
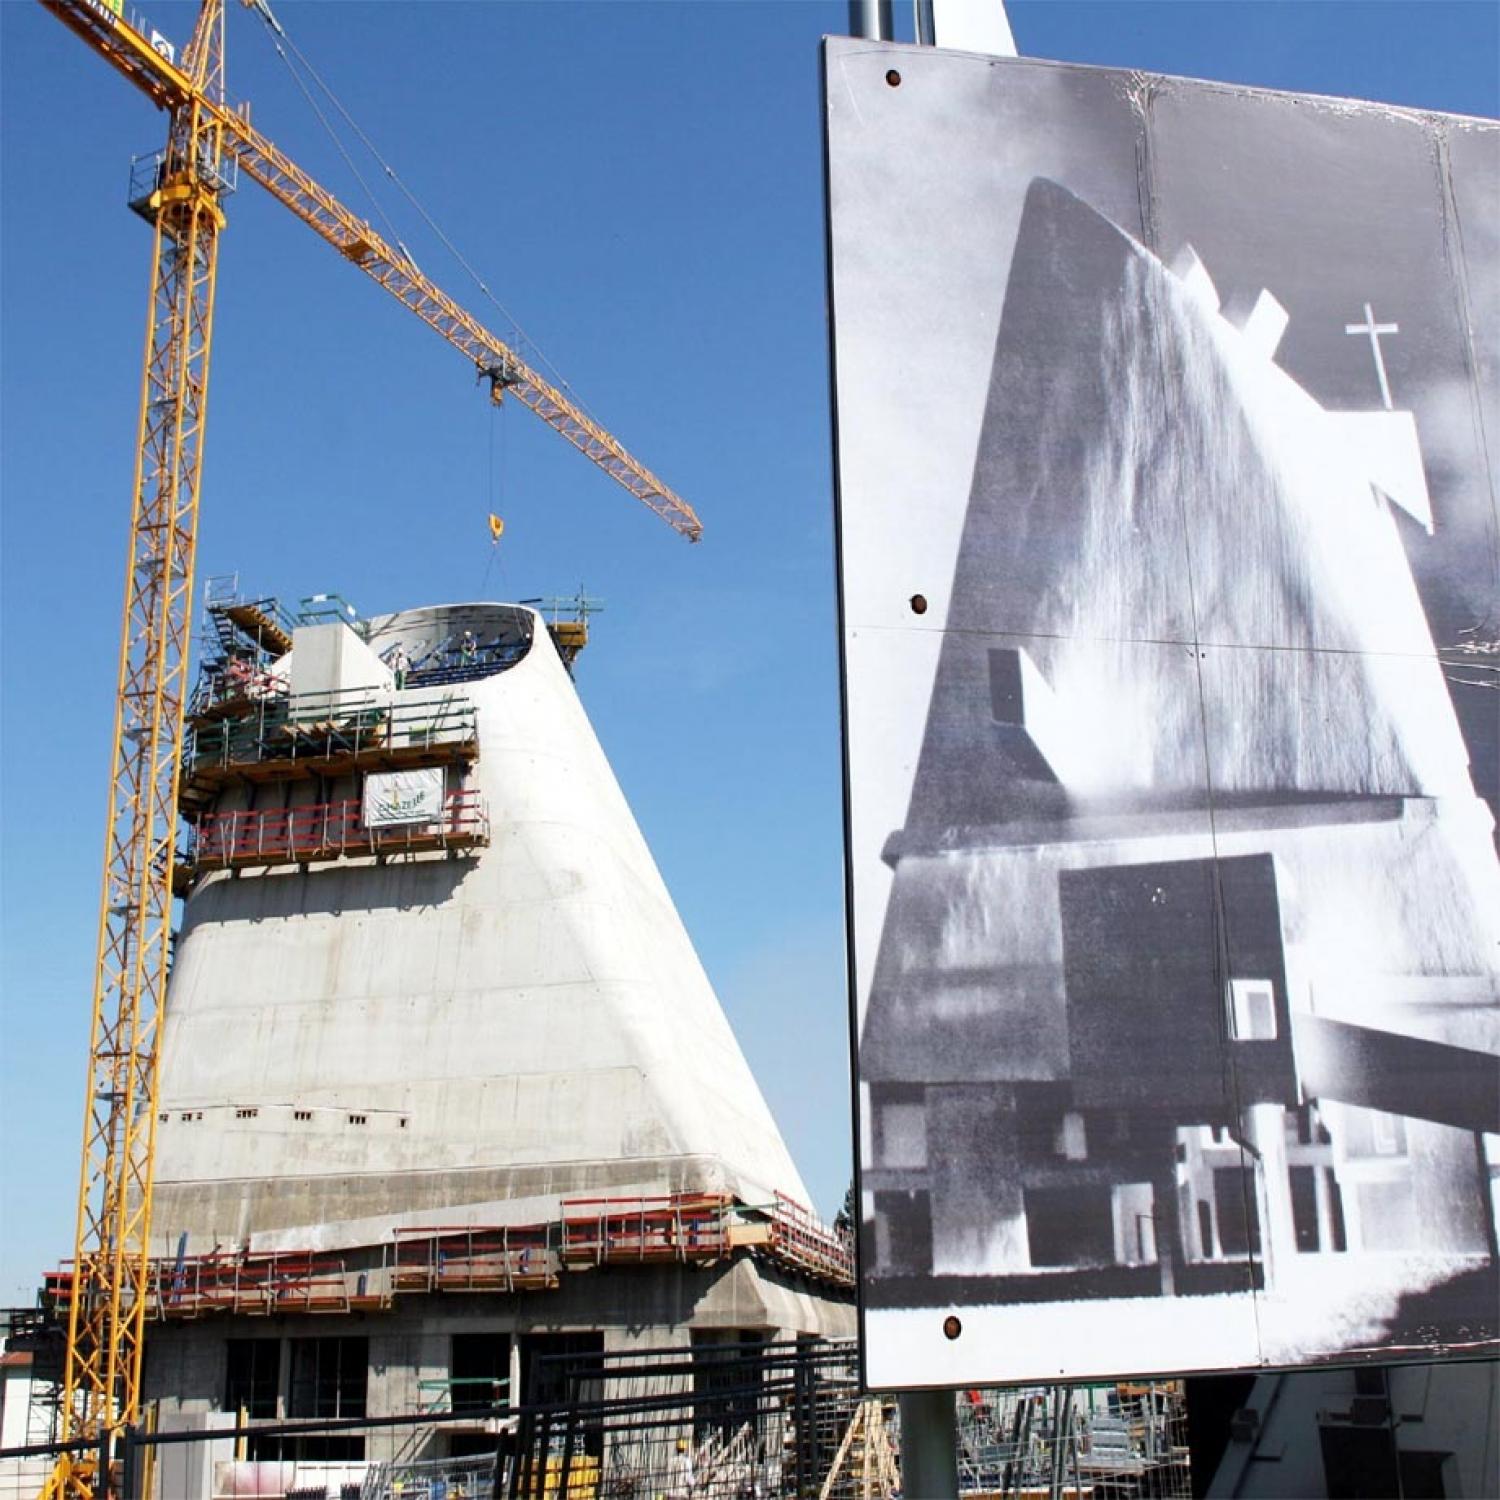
668 1435 695 1499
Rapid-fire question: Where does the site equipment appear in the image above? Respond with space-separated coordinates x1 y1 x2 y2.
35 1 700 1493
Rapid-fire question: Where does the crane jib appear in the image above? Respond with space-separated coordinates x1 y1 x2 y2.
42 0 702 541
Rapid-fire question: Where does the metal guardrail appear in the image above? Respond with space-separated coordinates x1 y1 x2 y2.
560 1194 734 1269
392 1226 560 1295
184 790 489 872
40 1196 854 1331
187 690 477 779
187 661 288 721
770 1192 856 1284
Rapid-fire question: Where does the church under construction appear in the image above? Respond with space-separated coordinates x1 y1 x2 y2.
49 587 853 1489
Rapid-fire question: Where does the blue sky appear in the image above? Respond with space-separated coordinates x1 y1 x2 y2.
1 0 1496 1303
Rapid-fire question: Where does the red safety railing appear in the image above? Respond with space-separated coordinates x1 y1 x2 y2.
392 1224 559 1293
769 1193 855 1285
186 789 488 871
48 1250 363 1320
41 1189 853 1324
561 1193 733 1267
150 1249 357 1317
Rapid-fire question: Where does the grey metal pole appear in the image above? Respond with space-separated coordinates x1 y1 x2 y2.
898 1389 959 1498
849 0 895 40
914 0 935 46
1048 1387 1074 1500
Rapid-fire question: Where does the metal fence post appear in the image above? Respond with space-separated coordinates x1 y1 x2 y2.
97 1427 113 1500
119 1424 136 1500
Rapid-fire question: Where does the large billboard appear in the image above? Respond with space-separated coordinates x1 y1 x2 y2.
826 38 1500 1388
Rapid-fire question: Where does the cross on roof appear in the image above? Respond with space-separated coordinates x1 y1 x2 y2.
1345 302 1399 410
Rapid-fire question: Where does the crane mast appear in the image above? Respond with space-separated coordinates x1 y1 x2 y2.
37 1 699 1493
47 6 228 1493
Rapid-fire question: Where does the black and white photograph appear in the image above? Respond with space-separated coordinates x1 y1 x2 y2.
826 38 1500 1389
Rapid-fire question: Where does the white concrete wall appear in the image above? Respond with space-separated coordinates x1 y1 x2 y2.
0 1365 34 1448
285 621 394 699
141 1259 855 1421
155 604 810 1246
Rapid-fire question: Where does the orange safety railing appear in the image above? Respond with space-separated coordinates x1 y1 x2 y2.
47 1250 363 1320
392 1224 559 1293
150 1249 356 1317
41 1189 853 1324
185 789 488 871
768 1193 855 1285
560 1193 733 1267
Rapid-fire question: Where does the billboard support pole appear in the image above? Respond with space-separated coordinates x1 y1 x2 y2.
898 1390 959 1498
849 1 894 40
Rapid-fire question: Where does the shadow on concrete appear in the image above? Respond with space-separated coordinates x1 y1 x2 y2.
180 853 480 929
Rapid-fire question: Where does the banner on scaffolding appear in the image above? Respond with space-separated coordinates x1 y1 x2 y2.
363 767 445 828
825 38 1500 1389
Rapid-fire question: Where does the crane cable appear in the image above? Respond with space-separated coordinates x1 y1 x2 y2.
244 4 405 258
245 0 600 426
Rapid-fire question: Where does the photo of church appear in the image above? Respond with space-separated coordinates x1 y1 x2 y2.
826 40 1499 1387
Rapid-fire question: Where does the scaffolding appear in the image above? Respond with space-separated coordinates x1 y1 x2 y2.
183 686 479 791
392 1226 560 1295
150 1250 370 1319
188 585 299 722
39 1194 855 1328
952 1383 1191 1499
179 788 490 879
521 592 603 671
560 1194 734 1270
176 586 494 888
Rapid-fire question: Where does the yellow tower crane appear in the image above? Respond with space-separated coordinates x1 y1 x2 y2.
37 2 700 1494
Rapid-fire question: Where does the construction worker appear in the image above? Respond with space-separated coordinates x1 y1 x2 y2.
224 654 252 699
389 643 409 691
667 1435 695 1499
460 629 478 666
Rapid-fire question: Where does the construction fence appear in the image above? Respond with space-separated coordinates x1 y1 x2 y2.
1 1339 1189 1500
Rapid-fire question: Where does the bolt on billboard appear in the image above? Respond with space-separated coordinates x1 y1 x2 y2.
825 37 1500 1388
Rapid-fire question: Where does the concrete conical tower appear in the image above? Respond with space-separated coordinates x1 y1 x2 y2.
155 601 812 1248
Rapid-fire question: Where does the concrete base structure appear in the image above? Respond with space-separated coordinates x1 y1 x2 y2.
144 1258 852 1424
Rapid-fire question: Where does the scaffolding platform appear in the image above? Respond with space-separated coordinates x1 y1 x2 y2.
767 1192 856 1286
182 689 478 800
392 1225 561 1294
560 1193 735 1269
179 790 489 880
186 674 285 725
221 598 294 656
188 589 298 721
41 1190 855 1327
